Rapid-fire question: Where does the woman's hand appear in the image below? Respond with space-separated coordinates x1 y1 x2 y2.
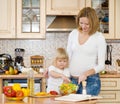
78 74 87 84
78 69 95 84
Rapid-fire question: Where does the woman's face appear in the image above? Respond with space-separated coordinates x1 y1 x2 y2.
56 58 68 69
79 17 90 33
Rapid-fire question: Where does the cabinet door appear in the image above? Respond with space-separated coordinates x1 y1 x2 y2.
86 0 115 39
115 0 120 39
17 0 46 39
0 0 15 38
99 91 120 103
47 0 85 15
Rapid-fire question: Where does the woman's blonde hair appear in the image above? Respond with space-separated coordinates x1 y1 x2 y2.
52 48 69 67
76 7 99 35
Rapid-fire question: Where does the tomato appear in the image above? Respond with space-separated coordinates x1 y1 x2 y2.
49 91 58 95
16 90 24 97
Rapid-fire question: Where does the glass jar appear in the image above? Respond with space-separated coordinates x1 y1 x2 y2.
27 69 34 96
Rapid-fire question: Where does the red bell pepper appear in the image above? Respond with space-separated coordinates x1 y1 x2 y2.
49 90 58 95
3 86 16 97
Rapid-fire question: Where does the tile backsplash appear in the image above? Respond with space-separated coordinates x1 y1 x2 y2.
0 33 120 72
0 32 69 68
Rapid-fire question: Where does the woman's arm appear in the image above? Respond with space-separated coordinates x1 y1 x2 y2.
67 29 77 60
93 33 106 73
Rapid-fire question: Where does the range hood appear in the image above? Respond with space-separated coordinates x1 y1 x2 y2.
46 16 76 32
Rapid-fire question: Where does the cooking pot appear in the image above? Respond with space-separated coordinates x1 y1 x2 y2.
0 54 13 71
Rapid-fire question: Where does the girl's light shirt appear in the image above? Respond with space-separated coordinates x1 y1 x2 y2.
47 65 70 93
67 29 106 76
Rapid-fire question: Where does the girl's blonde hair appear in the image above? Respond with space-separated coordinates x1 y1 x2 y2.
76 7 99 35
52 48 69 67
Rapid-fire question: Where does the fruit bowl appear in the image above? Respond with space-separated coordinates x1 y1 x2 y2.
6 96 25 101
59 83 78 95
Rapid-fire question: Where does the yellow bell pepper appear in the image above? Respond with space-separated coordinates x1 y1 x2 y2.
12 83 21 91
22 88 30 97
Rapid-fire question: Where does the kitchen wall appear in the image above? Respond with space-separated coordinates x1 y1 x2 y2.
0 17 120 71
0 32 69 68
0 34 120 71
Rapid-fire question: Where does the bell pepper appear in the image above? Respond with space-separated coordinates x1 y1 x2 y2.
3 86 16 97
49 90 58 95
22 88 30 97
12 83 21 91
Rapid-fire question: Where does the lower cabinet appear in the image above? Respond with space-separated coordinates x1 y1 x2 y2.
98 78 120 104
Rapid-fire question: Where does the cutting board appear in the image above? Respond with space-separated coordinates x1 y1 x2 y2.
55 94 102 102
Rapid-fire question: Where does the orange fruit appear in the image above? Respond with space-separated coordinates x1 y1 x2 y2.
14 69 18 74
5 71 9 75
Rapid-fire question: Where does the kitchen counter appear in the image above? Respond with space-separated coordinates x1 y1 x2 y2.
100 71 120 78
0 94 98 104
0 74 46 94
99 72 120 103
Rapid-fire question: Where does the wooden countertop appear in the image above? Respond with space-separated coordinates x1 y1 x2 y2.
0 94 98 104
100 71 120 78
0 73 44 79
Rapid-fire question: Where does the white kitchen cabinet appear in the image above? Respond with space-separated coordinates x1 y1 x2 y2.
86 0 115 39
46 0 85 15
0 0 46 39
98 78 120 103
0 0 16 38
115 0 120 39
47 0 120 40
17 0 46 39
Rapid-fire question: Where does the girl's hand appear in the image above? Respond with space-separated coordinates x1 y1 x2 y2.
61 75 71 83
43 69 49 78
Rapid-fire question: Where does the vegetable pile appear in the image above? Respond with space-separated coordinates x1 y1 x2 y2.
3 83 30 97
34 91 58 96
59 83 78 95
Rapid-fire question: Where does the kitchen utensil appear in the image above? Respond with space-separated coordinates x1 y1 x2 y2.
109 45 112 65
105 45 111 65
55 94 102 102
82 81 87 95
0 53 13 71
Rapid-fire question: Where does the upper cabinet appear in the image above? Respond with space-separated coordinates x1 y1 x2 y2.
46 0 85 15
47 0 120 39
0 0 16 38
115 0 120 39
0 0 119 39
86 0 115 39
0 0 46 39
17 0 46 39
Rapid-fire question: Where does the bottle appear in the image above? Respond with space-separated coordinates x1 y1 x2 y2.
27 69 34 96
39 66 44 74
82 81 87 95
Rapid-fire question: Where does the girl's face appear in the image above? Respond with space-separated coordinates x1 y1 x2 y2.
79 17 90 33
56 58 68 69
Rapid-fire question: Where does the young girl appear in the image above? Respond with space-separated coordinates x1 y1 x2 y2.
46 48 71 94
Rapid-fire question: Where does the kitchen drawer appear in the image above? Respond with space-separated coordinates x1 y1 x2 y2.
100 78 120 90
98 91 120 103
